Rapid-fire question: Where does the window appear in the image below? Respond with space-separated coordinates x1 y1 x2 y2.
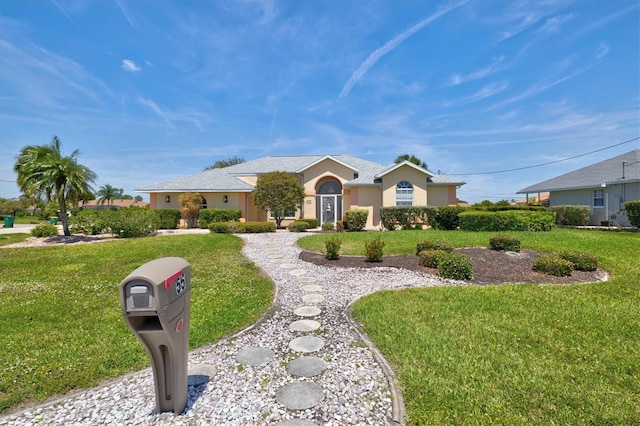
396 181 413 206
593 189 604 207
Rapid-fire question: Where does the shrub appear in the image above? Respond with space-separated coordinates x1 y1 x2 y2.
418 249 448 268
31 223 58 238
380 206 437 230
550 205 592 226
532 256 573 277
105 207 159 238
489 234 521 252
336 220 345 232
434 206 467 230
321 221 335 231
199 208 242 228
459 210 555 232
208 221 276 233
559 251 598 271
324 236 342 260
625 200 640 227
155 209 181 229
300 218 319 228
345 209 369 231
416 239 453 255
69 209 106 235
438 253 473 280
288 220 309 232
208 222 234 233
364 236 385 262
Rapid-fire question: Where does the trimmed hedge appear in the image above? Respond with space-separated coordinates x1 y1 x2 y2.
199 208 242 228
438 253 473 280
380 206 437 230
459 210 555 232
418 249 448 268
345 209 369 232
559 251 598 271
208 221 276 233
625 200 640 227
532 256 573 277
321 222 335 231
299 218 319 228
156 209 181 229
434 206 468 230
550 205 592 226
288 220 309 232
489 234 521 252
416 239 453 255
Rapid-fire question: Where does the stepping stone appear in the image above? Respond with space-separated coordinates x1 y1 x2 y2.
268 254 283 259
289 269 307 276
296 277 317 283
286 356 327 377
301 284 323 293
289 336 324 353
289 319 321 332
274 420 318 426
188 363 216 386
302 294 325 304
235 346 275 366
275 382 324 410
293 306 321 317
280 263 297 269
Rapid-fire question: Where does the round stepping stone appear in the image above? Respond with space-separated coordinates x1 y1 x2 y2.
275 382 324 410
302 294 325 304
293 306 321 317
289 336 325 353
301 284 323 292
287 356 327 377
289 269 308 276
235 346 275 366
268 254 283 259
274 420 318 426
289 319 321 332
295 276 316 283
280 263 297 269
270 258 284 263
188 363 216 386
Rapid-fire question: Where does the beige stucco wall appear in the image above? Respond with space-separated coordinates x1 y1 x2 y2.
426 185 455 206
352 185 381 228
380 167 427 207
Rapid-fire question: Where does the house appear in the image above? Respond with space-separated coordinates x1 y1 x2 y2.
511 193 550 207
137 155 465 229
80 199 149 209
517 149 640 226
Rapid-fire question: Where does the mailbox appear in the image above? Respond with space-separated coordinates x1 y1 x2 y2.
119 257 191 415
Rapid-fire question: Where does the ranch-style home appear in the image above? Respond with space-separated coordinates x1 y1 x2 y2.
137 155 465 229
517 149 640 227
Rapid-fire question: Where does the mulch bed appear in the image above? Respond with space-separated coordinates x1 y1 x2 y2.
299 247 608 285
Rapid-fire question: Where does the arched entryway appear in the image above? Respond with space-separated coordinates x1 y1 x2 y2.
315 179 343 225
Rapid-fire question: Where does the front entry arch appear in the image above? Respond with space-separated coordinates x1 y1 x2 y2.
315 180 343 225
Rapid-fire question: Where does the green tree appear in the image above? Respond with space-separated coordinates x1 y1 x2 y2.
394 154 428 170
253 171 305 229
14 137 96 236
134 195 144 202
204 156 245 170
97 184 123 205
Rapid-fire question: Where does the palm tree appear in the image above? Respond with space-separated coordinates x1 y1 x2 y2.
97 184 123 206
14 136 97 236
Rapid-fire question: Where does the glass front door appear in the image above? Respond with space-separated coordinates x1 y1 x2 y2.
317 194 342 225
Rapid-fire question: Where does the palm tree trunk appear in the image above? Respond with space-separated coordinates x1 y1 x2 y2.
58 193 71 236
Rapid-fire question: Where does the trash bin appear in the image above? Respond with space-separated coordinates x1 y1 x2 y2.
119 257 191 415
49 217 58 225
3 216 14 228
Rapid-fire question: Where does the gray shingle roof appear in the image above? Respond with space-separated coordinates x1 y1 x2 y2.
137 168 254 192
517 149 640 193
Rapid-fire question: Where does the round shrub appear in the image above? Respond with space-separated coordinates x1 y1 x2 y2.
31 223 59 238
324 236 342 260
438 253 473 280
416 239 453 255
559 251 598 271
321 221 335 231
532 256 573 277
489 234 521 252
364 236 385 262
288 220 309 232
300 218 319 228
418 249 449 268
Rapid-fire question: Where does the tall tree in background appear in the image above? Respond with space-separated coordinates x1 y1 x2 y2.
97 184 124 205
394 154 428 170
253 171 305 229
204 156 245 170
14 136 96 236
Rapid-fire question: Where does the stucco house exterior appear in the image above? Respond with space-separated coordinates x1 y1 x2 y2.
137 155 465 229
517 149 640 226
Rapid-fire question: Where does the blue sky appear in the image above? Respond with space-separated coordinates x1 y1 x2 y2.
1 0 638 203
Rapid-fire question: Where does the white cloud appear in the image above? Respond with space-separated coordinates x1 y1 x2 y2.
121 59 141 72
446 55 506 86
535 13 574 35
596 41 610 60
497 14 540 41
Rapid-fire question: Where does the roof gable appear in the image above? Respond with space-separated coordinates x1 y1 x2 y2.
375 160 434 178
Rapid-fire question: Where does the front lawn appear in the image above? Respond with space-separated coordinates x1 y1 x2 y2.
0 234 273 414
300 228 640 424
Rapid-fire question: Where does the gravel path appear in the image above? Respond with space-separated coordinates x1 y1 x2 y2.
1 232 452 425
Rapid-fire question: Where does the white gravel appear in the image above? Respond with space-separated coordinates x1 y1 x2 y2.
1 232 453 426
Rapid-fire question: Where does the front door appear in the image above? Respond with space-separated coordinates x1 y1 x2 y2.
316 180 343 225
321 196 336 224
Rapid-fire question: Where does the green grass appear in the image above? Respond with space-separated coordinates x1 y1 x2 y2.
301 228 640 424
0 234 273 414
0 234 29 247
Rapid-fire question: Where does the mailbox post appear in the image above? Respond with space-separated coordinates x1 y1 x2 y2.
119 257 191 415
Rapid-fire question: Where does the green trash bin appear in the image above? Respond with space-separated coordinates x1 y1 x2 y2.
4 216 15 228
49 217 58 225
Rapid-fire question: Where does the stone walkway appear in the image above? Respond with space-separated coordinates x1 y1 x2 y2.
1 232 449 425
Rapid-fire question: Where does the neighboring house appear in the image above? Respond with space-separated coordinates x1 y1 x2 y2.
511 193 550 207
137 155 465 229
517 149 640 226
80 199 149 210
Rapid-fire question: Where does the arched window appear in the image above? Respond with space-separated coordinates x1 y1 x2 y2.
396 181 413 206
318 180 342 194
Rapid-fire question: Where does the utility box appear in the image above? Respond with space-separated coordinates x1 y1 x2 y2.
119 257 191 415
